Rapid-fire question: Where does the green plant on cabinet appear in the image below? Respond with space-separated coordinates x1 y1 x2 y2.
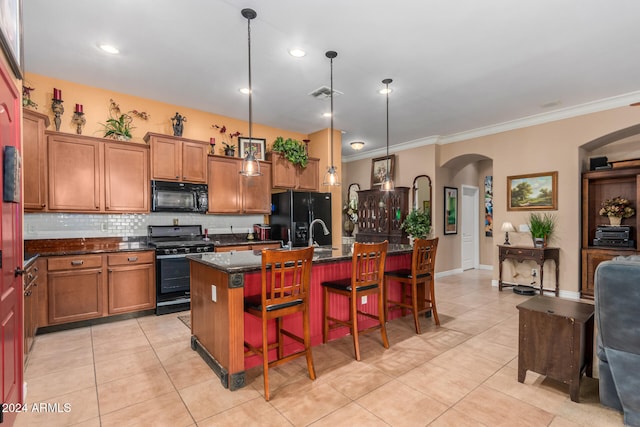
272 136 308 168
527 212 557 245
401 209 431 239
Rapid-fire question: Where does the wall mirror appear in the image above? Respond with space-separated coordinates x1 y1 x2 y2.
412 175 432 220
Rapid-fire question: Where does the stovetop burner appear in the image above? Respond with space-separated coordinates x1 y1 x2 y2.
149 239 212 248
148 225 214 253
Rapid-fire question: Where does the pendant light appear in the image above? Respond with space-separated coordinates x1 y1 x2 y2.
322 50 340 186
380 78 394 191
239 8 261 176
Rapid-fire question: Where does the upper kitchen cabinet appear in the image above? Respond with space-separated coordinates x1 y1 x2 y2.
270 153 319 191
208 155 271 214
104 142 150 212
46 131 150 213
23 110 50 211
144 133 208 183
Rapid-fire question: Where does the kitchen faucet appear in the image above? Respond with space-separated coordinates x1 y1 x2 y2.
308 219 330 247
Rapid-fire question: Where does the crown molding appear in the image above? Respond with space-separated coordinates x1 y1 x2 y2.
342 89 640 163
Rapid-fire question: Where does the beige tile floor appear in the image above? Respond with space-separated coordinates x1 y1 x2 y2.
16 269 624 426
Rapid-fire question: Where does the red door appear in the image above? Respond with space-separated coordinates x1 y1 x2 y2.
0 61 23 426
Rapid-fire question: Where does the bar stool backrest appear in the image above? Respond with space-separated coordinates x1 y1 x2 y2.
413 237 439 277
261 247 314 311
352 241 388 289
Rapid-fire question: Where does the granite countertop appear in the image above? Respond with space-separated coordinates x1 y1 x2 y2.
24 252 39 268
187 244 413 274
24 237 152 257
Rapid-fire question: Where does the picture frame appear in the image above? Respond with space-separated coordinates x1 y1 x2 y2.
371 155 395 188
444 186 458 235
238 137 266 161
507 171 558 211
0 0 22 79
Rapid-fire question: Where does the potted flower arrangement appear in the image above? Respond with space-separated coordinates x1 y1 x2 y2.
343 198 358 236
100 99 149 141
401 209 431 241
212 124 241 156
599 196 635 226
527 212 557 247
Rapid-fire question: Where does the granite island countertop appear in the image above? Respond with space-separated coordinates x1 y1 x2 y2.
187 243 413 274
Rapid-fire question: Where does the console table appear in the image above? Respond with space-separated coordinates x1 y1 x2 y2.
498 245 560 296
517 296 594 402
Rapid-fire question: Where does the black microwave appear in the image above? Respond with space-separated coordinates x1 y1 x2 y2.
151 180 208 213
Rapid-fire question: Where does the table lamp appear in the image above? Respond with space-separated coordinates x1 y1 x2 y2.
501 222 516 245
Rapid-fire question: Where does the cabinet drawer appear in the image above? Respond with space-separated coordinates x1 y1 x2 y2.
108 251 154 266
48 254 103 271
215 245 250 252
503 248 536 258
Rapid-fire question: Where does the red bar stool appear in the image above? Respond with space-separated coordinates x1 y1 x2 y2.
322 240 389 361
244 247 316 401
384 237 439 334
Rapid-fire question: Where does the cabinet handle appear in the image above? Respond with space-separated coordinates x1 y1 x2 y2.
34 267 38 272
108 269 113 273
41 203 46 207
127 256 138 262
71 260 84 266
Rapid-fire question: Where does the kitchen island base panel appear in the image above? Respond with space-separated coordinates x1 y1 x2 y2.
191 336 246 390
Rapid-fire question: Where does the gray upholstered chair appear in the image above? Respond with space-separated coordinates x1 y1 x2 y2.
595 255 640 426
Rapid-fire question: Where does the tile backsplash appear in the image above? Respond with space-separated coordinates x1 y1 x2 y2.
24 212 264 239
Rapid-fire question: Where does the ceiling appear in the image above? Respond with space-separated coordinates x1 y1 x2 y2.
23 1 640 159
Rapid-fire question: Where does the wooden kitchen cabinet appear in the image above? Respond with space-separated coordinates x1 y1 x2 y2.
145 132 208 183
104 142 150 212
208 155 272 214
48 133 102 212
47 254 104 324
107 251 155 314
214 242 281 252
46 131 150 213
23 258 42 362
270 152 319 191
23 110 49 211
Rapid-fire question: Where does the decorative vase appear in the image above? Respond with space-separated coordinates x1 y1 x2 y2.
225 149 235 157
351 223 358 237
608 216 622 226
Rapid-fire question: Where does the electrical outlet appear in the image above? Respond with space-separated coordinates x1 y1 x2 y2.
532 268 538 277
361 296 367 304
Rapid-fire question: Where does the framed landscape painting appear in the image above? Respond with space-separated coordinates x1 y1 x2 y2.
507 171 558 211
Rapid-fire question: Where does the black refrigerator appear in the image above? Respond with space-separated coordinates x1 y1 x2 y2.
271 191 332 247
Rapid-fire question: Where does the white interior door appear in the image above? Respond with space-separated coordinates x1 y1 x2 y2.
461 185 479 270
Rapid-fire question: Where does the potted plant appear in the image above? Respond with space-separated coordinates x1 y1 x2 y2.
599 196 635 226
100 99 149 141
527 212 557 247
222 142 236 156
272 136 308 168
401 209 431 241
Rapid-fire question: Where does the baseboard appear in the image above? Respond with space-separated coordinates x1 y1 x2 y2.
478 264 493 270
490 279 581 300
436 268 464 278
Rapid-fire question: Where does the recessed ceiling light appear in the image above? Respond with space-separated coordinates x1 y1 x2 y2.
322 112 332 118
288 48 306 58
99 44 120 54
379 87 392 95
239 88 251 94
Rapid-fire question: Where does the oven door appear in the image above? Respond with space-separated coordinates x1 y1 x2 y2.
155 253 194 299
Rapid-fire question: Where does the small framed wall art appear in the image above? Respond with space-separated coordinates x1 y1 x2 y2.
238 137 266 161
371 155 395 188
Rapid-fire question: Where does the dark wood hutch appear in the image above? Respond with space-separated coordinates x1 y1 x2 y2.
356 187 409 244
581 166 640 299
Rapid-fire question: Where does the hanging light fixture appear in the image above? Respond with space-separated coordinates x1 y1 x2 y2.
239 8 261 176
322 50 340 186
380 78 394 191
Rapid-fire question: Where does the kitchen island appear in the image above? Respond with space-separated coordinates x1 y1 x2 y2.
187 244 412 390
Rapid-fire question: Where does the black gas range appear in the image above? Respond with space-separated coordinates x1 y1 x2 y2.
148 225 214 314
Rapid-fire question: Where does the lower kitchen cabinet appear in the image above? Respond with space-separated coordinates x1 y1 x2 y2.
43 251 155 326
214 242 281 252
24 258 42 362
107 252 155 314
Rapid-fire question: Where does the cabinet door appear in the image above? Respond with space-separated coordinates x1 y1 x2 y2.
107 264 155 314
271 153 297 189
48 268 103 324
48 135 102 211
182 141 208 183
151 136 182 181
581 249 632 299
297 158 319 191
23 111 49 211
243 162 272 213
208 156 241 213
104 143 150 212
